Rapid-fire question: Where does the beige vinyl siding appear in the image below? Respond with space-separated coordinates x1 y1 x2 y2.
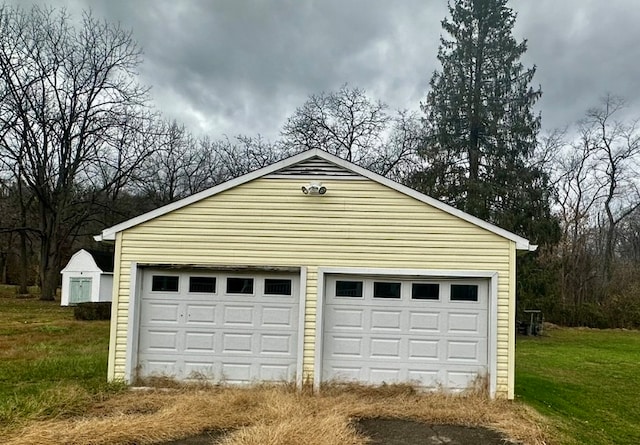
108 177 515 397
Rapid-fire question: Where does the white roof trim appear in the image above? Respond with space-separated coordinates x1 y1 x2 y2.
95 148 535 250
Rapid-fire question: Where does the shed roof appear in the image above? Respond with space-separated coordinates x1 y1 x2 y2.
95 149 536 251
86 249 115 273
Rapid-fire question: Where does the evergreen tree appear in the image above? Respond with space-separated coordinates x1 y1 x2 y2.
413 0 556 244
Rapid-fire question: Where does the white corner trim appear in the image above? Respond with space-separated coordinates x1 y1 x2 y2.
313 268 327 390
488 271 499 398
296 267 307 387
124 262 140 384
314 266 500 398
94 149 533 250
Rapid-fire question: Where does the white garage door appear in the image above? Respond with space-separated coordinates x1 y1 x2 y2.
322 275 488 389
137 269 299 383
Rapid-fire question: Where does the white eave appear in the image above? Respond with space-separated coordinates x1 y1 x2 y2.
94 148 536 251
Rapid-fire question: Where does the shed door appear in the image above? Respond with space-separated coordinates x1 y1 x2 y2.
322 275 488 390
69 277 92 304
137 269 299 383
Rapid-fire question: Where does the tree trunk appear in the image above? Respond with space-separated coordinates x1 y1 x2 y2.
39 239 59 301
0 252 6 284
466 21 486 220
38 205 59 301
39 259 59 301
18 229 29 294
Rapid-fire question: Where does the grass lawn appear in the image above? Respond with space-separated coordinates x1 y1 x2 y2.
516 327 640 444
0 290 122 432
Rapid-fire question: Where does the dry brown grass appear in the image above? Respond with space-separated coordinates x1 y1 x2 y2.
1 383 553 445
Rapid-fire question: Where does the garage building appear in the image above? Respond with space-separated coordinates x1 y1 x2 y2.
95 149 535 398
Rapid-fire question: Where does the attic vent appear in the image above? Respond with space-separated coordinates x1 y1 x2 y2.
266 156 360 178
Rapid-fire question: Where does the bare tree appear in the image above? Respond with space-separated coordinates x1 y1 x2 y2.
281 85 421 180
0 6 152 300
551 128 606 317
585 95 640 283
134 120 205 206
547 95 640 324
282 85 389 162
204 135 287 183
369 110 423 180
617 208 640 264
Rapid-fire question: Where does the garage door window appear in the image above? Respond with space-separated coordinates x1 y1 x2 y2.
336 280 363 297
265 279 292 295
189 276 216 293
411 283 439 300
451 284 478 301
373 282 401 299
152 275 179 292
227 277 254 294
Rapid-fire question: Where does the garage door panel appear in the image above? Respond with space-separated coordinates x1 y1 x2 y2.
183 361 217 378
184 332 216 352
142 302 181 324
221 363 252 383
222 332 253 353
370 368 402 382
223 306 254 326
408 312 440 332
143 360 178 376
371 310 402 330
258 363 295 381
186 305 216 324
260 334 293 355
329 307 364 329
140 330 179 352
261 306 294 327
446 370 480 389
447 340 484 362
138 270 299 383
327 336 363 357
447 312 483 334
323 275 489 390
370 338 401 358
325 366 362 381
408 339 440 360
407 369 439 386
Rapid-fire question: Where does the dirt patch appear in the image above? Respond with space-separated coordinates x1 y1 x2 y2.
161 419 514 445
356 418 513 444
162 430 228 444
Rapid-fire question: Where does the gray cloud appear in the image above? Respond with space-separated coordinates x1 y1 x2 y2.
9 0 640 139
517 0 640 128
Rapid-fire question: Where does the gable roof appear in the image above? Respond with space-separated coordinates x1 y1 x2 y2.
95 149 536 251
86 249 115 272
61 248 114 273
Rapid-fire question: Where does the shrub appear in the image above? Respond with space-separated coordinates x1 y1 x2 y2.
73 302 112 320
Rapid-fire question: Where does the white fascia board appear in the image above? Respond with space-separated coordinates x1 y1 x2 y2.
95 148 534 250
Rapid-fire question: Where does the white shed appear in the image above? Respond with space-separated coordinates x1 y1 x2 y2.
60 249 114 306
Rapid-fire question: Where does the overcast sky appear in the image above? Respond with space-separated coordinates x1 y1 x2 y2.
13 0 640 141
